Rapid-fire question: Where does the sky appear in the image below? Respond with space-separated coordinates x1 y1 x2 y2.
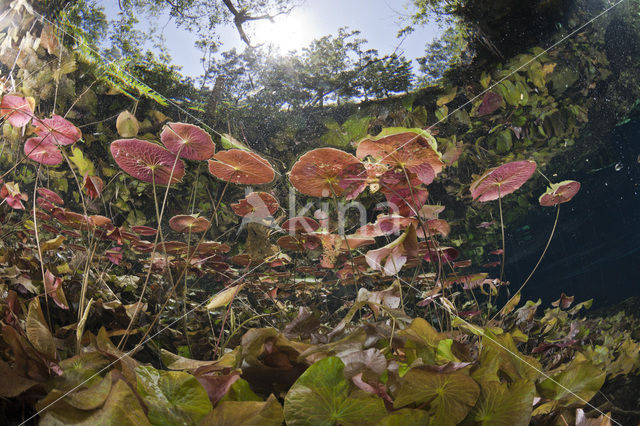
103 0 443 79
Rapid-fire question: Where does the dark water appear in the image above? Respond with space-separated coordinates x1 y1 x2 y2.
505 119 640 307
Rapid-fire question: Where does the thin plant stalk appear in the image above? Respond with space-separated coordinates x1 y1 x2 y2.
491 205 560 322
498 186 506 282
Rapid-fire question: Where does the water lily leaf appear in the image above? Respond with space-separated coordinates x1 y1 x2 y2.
377 409 429 425
466 379 535 425
536 358 605 410
437 86 457 106
481 332 541 382
470 160 536 202
0 360 40 397
394 367 479 426
135 365 213 425
40 235 66 252
26 298 56 360
218 378 262 402
39 378 150 426
200 394 283 426
284 356 387 426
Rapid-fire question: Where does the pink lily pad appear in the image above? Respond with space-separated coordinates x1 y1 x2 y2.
24 137 63 166
470 160 536 202
33 114 82 145
160 122 215 161
538 180 581 206
110 139 185 185
0 94 34 127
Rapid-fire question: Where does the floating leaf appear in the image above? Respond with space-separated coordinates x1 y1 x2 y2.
538 180 581 206
470 160 537 202
24 137 63 166
356 128 443 184
41 235 66 252
161 122 215 161
284 356 386 426
207 149 274 184
169 215 211 233
111 139 185 185
231 192 279 219
289 148 364 198
1 94 35 127
34 114 82 145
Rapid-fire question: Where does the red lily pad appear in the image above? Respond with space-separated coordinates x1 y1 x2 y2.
289 148 364 198
231 192 279 218
470 160 537 202
24 137 63 166
160 122 215 161
477 92 503 116
207 149 274 184
33 114 82 145
131 225 157 236
168 215 211 233
281 216 320 234
538 180 581 206
356 128 443 185
0 94 34 127
383 186 429 217
37 188 64 205
416 219 451 238
110 139 185 185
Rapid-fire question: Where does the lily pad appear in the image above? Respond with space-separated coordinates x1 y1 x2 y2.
135 365 213 425
284 356 387 425
200 394 283 426
394 367 479 426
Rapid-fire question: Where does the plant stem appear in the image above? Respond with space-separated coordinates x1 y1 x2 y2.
498 186 506 283
491 205 560 322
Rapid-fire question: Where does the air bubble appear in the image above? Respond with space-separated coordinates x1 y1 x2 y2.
615 162 623 171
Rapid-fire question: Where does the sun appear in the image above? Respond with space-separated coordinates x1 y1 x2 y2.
250 10 314 53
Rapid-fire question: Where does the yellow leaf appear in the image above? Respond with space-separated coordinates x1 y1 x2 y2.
116 111 139 138
41 235 66 252
206 284 243 311
436 86 457 107
69 147 95 176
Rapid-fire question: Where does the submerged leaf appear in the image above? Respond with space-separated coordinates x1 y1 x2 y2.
136 365 213 425
284 356 386 425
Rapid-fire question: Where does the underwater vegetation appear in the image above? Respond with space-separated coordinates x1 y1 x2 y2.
0 0 639 425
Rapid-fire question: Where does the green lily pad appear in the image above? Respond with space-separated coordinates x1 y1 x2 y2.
394 367 479 426
136 365 212 425
39 378 150 426
536 358 605 411
377 408 429 425
465 380 535 425
200 394 283 426
284 356 387 426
